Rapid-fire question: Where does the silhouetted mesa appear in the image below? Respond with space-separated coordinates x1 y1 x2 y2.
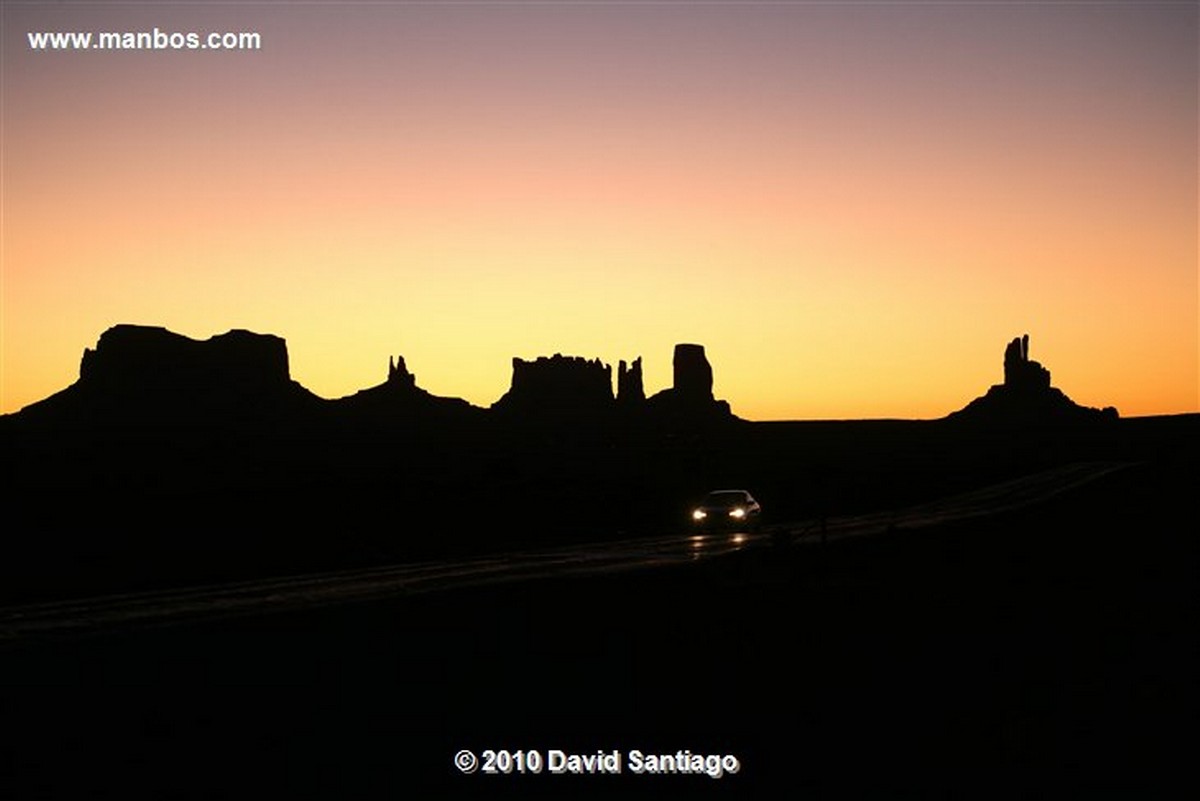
19 324 320 427
949 334 1117 424
80 324 291 389
491 354 615 419
488 344 736 425
7 325 740 436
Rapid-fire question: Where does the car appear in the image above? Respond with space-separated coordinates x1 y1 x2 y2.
689 489 762 531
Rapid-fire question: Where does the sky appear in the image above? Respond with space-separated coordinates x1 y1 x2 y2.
2 1 1196 420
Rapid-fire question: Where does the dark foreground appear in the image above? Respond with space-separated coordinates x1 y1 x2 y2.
2 460 1194 799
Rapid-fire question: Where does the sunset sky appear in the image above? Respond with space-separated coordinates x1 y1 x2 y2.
2 1 1196 420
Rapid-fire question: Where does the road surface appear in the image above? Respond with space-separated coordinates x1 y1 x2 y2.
0 460 1130 643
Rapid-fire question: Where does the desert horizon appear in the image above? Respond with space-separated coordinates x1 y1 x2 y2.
4 2 1196 420
4 320 1153 423
2 2 1195 797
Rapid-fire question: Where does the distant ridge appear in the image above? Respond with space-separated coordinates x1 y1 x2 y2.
4 326 1126 432
4 325 737 431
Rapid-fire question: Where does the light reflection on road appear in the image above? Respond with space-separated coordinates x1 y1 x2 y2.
688 532 752 560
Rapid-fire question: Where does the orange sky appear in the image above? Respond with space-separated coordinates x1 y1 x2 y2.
2 3 1196 420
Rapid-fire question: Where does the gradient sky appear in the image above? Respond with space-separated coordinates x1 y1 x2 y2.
3 1 1196 420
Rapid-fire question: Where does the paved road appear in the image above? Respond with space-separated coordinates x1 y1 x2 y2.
0 461 1131 643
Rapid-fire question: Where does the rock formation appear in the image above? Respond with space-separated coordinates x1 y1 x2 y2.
336 352 476 425
79 324 291 390
387 355 417 390
617 357 645 404
491 354 614 417
491 344 735 426
9 325 740 433
15 324 319 429
1003 334 1050 392
948 334 1117 424
645 344 733 425
673 343 714 401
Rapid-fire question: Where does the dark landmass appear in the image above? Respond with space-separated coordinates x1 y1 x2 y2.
1 325 1195 797
0 458 1193 798
0 325 1187 606
947 334 1119 425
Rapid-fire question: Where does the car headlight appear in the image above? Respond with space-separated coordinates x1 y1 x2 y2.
729 507 746 519
692 509 707 521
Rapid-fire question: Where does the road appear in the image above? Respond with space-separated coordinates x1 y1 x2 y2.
0 460 1130 643
2 456 1190 799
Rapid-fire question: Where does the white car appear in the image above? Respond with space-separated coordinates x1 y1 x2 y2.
690 490 762 531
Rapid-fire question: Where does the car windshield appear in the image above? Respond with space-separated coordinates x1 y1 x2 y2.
703 492 747 507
